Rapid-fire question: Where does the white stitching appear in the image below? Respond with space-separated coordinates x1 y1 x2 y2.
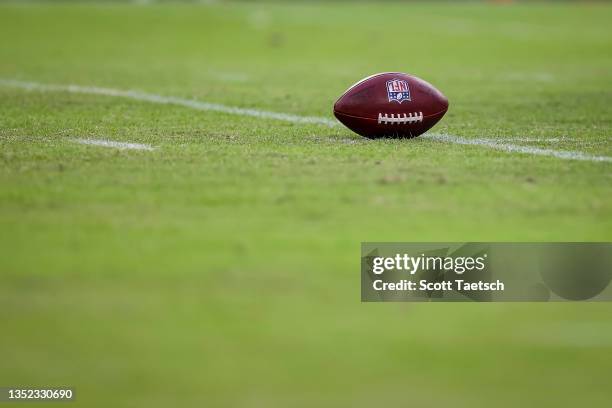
377 111 423 125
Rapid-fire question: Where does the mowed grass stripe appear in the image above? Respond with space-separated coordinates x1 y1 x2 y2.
2 78 611 164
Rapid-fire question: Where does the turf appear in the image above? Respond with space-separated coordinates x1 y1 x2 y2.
0 2 611 407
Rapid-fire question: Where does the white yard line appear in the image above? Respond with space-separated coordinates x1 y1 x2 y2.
484 137 562 143
0 79 336 127
73 138 154 151
424 134 612 163
1 78 610 163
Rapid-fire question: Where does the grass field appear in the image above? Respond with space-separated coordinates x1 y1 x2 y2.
1 1 611 407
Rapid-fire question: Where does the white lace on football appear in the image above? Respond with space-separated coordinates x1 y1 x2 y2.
378 112 423 125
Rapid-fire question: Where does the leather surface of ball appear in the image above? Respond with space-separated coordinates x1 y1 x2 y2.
333 72 449 139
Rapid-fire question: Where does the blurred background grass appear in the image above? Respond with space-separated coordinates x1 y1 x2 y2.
1 1 611 407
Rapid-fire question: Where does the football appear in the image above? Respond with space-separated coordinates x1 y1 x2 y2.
333 72 449 139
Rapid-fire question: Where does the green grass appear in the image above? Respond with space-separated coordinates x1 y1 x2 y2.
1 2 611 407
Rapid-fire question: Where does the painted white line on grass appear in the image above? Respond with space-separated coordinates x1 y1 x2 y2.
73 138 154 151
0 79 337 127
424 134 612 163
2 78 611 164
491 137 562 143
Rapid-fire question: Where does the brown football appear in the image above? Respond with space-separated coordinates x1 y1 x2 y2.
333 72 449 139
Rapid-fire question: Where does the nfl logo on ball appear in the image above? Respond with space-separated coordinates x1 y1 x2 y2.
386 79 411 103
